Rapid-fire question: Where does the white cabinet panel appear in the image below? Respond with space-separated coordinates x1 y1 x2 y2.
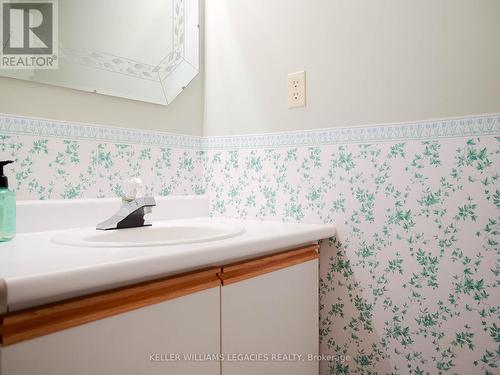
1 287 220 375
221 259 319 375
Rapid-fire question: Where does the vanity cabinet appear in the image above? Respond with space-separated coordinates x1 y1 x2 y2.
219 245 319 375
0 269 221 375
0 245 319 375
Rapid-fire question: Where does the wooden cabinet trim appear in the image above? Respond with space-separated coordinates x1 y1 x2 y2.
217 244 319 286
0 267 221 346
0 243 320 346
0 278 6 315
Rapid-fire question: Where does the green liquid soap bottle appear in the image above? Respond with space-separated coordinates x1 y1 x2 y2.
0 160 15 242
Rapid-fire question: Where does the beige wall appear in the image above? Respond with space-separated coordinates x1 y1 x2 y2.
0 75 203 135
204 0 500 136
0 1 205 136
2 1 499 136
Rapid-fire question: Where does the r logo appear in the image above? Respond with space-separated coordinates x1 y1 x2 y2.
2 2 53 55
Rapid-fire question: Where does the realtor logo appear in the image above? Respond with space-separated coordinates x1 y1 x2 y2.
1 0 58 69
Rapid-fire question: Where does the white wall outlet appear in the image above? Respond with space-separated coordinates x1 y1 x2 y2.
287 71 306 109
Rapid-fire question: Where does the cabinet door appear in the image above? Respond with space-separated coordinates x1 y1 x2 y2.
1 287 220 375
221 259 319 375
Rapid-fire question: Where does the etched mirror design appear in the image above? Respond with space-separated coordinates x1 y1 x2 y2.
0 0 199 105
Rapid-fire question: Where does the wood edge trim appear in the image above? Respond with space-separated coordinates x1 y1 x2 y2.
221 244 319 273
0 268 221 346
0 278 6 316
218 244 319 286
3 268 219 325
219 252 318 286
0 244 321 345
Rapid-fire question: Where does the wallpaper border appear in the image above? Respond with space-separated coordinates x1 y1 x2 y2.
204 114 500 149
1 113 499 149
0 113 204 149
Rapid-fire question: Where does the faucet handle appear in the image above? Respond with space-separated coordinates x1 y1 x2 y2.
123 177 144 201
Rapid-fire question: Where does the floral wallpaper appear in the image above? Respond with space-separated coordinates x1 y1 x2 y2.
0 133 205 200
1 113 499 374
204 136 500 375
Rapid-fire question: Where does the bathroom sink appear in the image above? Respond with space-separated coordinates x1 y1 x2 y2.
52 222 245 248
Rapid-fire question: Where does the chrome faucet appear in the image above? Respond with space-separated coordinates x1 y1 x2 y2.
96 178 156 230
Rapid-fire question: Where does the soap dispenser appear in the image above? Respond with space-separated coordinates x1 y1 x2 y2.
0 160 15 241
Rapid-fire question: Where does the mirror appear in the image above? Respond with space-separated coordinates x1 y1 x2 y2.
0 0 199 105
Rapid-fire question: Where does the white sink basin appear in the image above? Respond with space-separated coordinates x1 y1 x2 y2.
52 222 245 248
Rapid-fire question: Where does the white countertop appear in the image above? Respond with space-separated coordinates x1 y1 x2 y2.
0 217 335 312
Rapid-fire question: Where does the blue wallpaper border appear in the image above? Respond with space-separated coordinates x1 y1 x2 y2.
203 114 500 149
1 113 499 149
0 114 204 149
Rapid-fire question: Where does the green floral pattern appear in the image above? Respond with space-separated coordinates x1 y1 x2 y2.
2 115 499 374
204 137 500 375
0 134 205 199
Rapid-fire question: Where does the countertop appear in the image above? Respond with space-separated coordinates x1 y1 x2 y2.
0 217 335 312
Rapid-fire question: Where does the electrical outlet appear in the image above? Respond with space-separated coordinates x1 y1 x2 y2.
287 71 306 108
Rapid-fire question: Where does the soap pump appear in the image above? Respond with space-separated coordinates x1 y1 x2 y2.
0 160 15 241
